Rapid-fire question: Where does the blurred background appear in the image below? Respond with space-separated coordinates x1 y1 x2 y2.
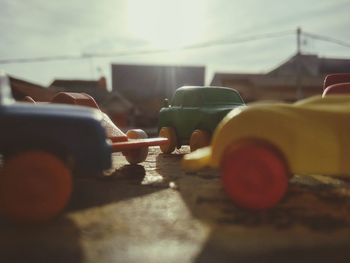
1 0 350 133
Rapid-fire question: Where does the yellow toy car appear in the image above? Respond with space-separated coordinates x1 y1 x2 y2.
182 95 350 210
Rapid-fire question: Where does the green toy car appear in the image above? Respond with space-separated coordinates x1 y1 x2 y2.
158 86 245 153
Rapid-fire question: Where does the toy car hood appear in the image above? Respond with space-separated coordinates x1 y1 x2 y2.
183 95 350 176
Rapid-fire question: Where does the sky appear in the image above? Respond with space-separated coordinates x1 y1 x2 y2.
1 0 350 89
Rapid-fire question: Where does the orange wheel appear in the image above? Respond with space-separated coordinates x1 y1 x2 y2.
0 151 72 223
123 129 149 164
220 141 289 210
189 129 211 152
159 127 177 154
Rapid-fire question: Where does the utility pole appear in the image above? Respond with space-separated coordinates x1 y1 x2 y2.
297 27 301 55
296 27 303 100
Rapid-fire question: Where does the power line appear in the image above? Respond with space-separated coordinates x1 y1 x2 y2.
302 31 350 48
1 29 349 64
182 30 294 49
0 54 84 64
0 30 295 64
81 30 294 58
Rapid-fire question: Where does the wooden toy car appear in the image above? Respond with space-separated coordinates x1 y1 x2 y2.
158 86 245 153
323 73 350 97
0 72 168 223
182 94 350 210
50 92 168 165
324 73 350 89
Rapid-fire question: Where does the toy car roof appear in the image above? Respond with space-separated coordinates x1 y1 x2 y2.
176 86 239 92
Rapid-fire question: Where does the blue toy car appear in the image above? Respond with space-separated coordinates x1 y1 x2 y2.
0 72 168 223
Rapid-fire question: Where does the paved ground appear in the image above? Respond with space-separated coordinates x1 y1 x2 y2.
1 146 350 262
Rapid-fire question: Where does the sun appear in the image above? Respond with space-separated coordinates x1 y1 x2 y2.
126 0 206 49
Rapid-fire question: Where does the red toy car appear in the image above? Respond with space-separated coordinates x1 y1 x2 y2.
51 92 169 165
323 73 350 97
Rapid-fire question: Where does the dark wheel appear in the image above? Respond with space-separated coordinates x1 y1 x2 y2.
189 129 211 152
220 141 289 210
0 151 72 223
123 129 149 164
159 127 177 154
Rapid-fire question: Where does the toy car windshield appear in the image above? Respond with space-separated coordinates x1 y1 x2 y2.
199 88 244 105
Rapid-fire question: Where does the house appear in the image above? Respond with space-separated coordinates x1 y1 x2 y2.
111 64 205 127
211 53 350 102
50 77 108 104
9 76 60 102
98 92 134 128
7 74 132 128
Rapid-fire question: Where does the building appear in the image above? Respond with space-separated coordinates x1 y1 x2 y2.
211 53 350 102
9 76 59 102
111 64 205 127
50 77 108 103
8 74 133 128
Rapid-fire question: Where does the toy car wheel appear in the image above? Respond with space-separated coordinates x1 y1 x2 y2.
122 129 149 164
159 127 177 154
0 150 72 223
190 129 211 152
220 141 289 210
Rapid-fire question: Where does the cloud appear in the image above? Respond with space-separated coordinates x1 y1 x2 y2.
0 0 349 86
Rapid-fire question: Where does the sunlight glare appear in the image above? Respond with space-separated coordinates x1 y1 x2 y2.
126 0 206 49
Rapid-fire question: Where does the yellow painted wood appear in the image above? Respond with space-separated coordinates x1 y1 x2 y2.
183 95 350 177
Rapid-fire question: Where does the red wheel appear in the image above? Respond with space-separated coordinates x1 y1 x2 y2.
0 151 72 223
220 141 289 210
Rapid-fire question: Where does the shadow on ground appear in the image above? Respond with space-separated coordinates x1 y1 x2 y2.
156 146 350 262
0 217 82 263
68 151 170 211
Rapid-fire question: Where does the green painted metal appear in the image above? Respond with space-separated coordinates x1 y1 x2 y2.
158 86 245 147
